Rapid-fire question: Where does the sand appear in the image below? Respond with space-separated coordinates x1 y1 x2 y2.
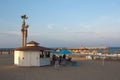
0 54 120 80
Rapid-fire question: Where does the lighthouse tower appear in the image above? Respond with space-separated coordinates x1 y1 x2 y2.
21 15 29 47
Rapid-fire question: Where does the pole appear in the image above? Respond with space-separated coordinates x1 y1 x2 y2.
21 15 28 47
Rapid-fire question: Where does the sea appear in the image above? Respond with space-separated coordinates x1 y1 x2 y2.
108 47 120 53
95 47 120 54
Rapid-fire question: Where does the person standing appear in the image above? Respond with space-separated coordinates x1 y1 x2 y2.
63 54 66 59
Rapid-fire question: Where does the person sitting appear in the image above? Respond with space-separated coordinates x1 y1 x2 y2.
51 54 56 65
66 57 72 66
67 57 72 62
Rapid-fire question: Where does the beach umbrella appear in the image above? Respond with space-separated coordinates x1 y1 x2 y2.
50 50 59 54
59 49 72 54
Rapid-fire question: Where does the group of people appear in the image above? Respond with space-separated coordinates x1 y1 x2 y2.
51 54 72 66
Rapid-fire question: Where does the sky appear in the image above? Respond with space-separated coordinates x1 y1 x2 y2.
0 0 120 48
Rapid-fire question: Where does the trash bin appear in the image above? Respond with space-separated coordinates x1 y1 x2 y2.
72 61 77 67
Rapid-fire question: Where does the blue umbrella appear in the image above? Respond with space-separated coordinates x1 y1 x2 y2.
59 49 72 54
50 50 59 54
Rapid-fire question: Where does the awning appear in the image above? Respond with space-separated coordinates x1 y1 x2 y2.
50 49 72 54
59 49 72 54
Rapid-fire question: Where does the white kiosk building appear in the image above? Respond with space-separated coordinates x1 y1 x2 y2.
14 41 51 66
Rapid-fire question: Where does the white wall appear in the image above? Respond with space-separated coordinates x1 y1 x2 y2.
28 51 40 66
14 51 19 65
21 51 40 66
14 50 50 66
14 51 25 66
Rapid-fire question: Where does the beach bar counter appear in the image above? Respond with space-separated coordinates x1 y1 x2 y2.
14 41 51 67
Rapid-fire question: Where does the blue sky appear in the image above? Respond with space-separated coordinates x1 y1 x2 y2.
0 0 120 48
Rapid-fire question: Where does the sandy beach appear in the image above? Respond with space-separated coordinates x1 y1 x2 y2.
0 54 120 80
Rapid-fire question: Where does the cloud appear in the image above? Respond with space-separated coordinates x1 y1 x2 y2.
47 24 55 30
0 31 20 36
66 31 95 35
